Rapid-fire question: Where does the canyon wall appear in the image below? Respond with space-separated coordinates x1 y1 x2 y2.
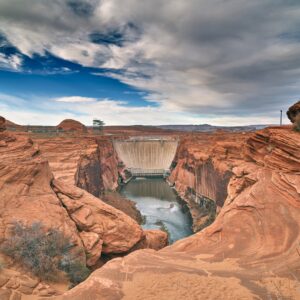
36 136 120 196
0 130 167 298
53 126 300 300
75 137 121 196
168 132 246 230
169 132 247 205
0 130 145 257
171 126 300 265
1 117 300 299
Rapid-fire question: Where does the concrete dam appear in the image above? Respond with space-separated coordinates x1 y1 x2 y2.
113 137 178 176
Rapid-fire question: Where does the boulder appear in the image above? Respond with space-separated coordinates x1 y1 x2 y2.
130 230 168 251
52 179 143 255
287 100 300 123
79 232 103 266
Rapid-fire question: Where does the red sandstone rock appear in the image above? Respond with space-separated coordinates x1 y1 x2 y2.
57 119 87 132
0 116 6 132
130 230 168 251
50 126 300 300
0 132 86 263
79 232 103 266
1 120 300 299
0 131 152 267
52 179 143 255
35 135 120 193
287 100 300 123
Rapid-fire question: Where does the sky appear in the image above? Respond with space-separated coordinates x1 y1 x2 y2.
0 0 299 126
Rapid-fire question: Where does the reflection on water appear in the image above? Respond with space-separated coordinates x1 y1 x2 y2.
120 178 193 243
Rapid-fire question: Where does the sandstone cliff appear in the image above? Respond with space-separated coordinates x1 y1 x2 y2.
35 136 121 195
50 126 300 300
0 131 166 298
168 131 249 230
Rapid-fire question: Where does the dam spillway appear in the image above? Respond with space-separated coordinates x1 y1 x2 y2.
113 137 178 176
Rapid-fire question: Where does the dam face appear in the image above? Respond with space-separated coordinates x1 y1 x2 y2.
113 137 178 176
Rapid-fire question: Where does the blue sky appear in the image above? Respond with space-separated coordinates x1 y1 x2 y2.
0 0 299 125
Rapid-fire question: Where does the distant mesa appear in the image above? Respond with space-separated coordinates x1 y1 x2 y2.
57 119 87 132
0 116 20 132
0 116 6 132
287 100 300 123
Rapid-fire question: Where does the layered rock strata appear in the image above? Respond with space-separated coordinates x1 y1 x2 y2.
169 131 249 230
49 126 300 300
56 119 87 133
0 131 167 298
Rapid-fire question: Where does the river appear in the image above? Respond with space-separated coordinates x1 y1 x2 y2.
120 178 193 243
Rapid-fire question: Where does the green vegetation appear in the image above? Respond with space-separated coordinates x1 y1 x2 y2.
155 220 170 241
93 119 105 134
59 255 91 287
197 197 217 231
1 221 90 285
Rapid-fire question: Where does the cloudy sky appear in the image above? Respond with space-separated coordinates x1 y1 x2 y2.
0 0 299 126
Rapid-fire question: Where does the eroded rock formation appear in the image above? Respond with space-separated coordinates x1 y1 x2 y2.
287 100 300 123
57 119 87 133
49 125 300 300
0 116 6 132
0 131 167 298
36 136 121 194
169 131 248 230
52 179 143 257
287 101 300 131
1 108 300 299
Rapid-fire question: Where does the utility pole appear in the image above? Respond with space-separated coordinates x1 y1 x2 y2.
280 110 283 126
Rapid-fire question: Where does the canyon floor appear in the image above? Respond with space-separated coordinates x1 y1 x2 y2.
0 116 299 299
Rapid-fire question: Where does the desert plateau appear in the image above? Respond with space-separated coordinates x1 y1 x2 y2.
0 1 300 299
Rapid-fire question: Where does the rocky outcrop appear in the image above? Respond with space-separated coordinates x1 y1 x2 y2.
36 136 121 195
101 192 143 224
0 131 167 298
52 179 143 257
57 119 87 133
75 146 103 196
287 100 300 123
35 136 98 186
244 127 300 172
0 132 85 260
129 230 168 251
0 116 6 132
0 268 60 298
172 127 300 263
49 125 300 300
96 138 122 192
169 132 248 230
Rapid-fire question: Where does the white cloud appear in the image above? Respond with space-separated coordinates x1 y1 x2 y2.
54 96 97 103
0 53 22 71
0 93 288 126
0 0 300 123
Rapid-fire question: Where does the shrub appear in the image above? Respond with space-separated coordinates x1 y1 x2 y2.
1 221 90 285
59 256 91 287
